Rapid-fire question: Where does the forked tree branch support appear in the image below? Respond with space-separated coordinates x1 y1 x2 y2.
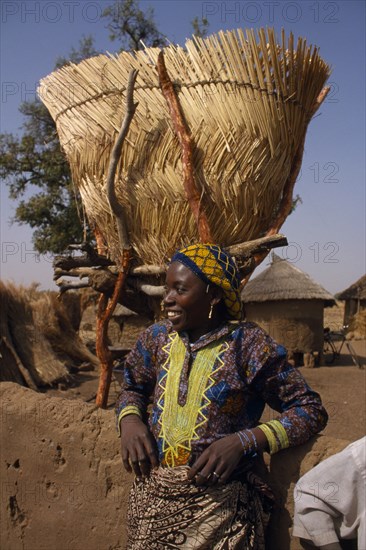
157 51 213 243
95 69 139 408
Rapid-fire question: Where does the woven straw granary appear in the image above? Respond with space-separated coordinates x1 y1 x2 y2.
39 28 330 267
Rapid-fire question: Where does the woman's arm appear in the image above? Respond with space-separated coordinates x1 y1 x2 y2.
189 327 327 484
249 338 328 453
115 327 158 429
115 325 161 476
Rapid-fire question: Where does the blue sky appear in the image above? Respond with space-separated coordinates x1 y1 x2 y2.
0 0 365 294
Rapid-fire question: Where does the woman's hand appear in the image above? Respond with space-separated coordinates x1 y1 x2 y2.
187 433 244 486
120 415 159 478
188 427 269 486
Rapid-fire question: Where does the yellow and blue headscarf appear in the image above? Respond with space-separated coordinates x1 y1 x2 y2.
170 243 242 320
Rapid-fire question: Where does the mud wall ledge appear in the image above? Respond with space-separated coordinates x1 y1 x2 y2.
0 382 350 550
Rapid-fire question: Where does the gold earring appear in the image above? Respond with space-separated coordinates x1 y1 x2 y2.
208 304 214 319
161 300 164 312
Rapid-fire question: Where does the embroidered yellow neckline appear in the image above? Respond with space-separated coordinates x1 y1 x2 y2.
157 333 227 467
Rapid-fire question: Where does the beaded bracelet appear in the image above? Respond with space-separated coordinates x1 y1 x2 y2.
236 429 258 456
246 429 258 452
236 431 248 451
240 430 252 448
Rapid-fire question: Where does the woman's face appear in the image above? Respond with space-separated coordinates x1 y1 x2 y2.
163 262 215 341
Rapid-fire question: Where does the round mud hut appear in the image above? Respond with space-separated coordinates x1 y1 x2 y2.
241 255 335 365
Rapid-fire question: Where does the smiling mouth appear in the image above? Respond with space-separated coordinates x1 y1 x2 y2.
167 311 181 320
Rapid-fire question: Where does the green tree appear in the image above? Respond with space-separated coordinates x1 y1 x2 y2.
54 35 99 68
0 36 98 254
1 106 83 254
191 16 209 39
102 0 166 51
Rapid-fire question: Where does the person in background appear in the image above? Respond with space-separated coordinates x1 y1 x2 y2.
116 243 328 550
293 436 365 550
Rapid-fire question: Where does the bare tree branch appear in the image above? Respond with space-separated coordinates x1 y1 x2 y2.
226 234 288 258
106 69 139 259
53 254 113 272
130 265 166 276
57 281 91 295
128 278 165 296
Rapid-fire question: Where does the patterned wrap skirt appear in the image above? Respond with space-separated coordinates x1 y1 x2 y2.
127 466 273 550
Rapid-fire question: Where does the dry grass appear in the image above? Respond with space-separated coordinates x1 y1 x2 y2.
0 281 97 388
348 309 366 340
39 28 330 267
323 300 345 332
32 292 98 367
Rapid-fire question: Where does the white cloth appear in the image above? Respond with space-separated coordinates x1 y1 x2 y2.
292 437 366 549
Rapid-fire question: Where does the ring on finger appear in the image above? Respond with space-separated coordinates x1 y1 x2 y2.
212 471 220 480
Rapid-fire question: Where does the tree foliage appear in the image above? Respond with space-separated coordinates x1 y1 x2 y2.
1 107 81 254
54 35 99 68
102 0 166 51
0 36 98 254
190 16 209 39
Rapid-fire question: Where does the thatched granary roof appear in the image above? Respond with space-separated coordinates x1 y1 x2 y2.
336 275 366 301
0 281 97 388
39 28 330 267
241 254 335 306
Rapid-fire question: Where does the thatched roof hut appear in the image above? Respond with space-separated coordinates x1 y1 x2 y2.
242 254 335 305
241 255 335 360
336 274 366 326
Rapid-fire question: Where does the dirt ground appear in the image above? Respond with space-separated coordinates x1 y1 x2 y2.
299 340 366 441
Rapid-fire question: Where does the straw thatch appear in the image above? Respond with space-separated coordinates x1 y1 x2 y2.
241 254 335 306
348 310 366 340
0 281 97 387
39 28 330 267
336 275 366 301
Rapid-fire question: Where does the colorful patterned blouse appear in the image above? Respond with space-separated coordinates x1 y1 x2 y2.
115 320 328 467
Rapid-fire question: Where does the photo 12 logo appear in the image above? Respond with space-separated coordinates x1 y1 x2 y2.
281 242 340 264
201 2 340 24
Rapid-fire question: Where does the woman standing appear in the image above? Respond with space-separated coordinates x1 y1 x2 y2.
116 243 328 549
